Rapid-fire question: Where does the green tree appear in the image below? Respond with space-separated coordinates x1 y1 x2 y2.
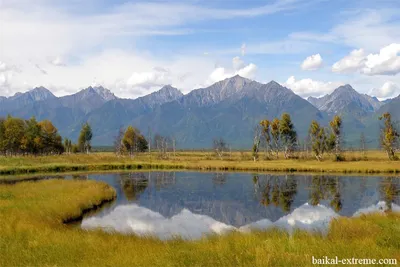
136 135 149 152
279 113 297 159
309 120 328 161
23 117 41 154
0 117 6 155
379 112 399 160
72 144 79 153
38 120 63 154
329 115 343 161
259 119 271 158
122 126 137 157
78 122 93 154
3 116 25 155
271 118 280 158
252 125 261 161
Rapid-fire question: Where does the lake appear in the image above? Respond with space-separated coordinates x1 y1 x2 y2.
67 172 399 239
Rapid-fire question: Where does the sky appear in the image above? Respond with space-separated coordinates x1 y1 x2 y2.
1 0 400 100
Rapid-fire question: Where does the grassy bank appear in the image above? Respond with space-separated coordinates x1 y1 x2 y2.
1 151 400 177
0 179 399 266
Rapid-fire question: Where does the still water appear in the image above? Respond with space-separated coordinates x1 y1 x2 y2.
67 172 399 239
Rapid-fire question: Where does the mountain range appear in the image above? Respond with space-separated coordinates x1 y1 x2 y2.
0 75 398 148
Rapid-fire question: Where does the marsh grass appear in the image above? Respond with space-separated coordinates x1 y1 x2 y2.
0 151 400 177
0 179 399 266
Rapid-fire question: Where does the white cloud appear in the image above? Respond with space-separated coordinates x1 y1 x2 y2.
232 56 245 70
50 56 66 67
332 49 366 73
362 43 400 76
284 76 344 98
369 81 400 99
206 57 257 85
0 0 302 98
126 67 172 89
301 53 323 71
331 44 400 76
81 202 341 239
0 61 18 96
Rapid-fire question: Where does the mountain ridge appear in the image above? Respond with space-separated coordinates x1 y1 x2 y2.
0 75 398 148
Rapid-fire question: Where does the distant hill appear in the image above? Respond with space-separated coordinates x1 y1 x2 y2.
0 76 395 148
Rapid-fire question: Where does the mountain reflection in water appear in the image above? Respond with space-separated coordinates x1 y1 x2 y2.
76 172 399 239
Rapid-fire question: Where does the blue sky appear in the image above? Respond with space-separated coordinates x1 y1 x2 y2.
1 0 400 99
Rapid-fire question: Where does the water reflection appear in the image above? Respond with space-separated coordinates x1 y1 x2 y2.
77 172 400 239
380 177 400 211
254 175 297 212
309 176 343 212
120 173 149 201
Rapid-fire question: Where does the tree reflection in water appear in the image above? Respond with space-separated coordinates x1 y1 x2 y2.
309 176 342 212
120 173 149 201
154 172 176 189
256 175 297 212
380 177 400 211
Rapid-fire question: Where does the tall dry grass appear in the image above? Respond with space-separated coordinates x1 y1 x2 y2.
0 179 399 266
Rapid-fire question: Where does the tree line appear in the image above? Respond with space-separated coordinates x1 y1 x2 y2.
252 113 342 161
0 116 64 155
1 111 399 160
213 112 399 161
0 116 95 156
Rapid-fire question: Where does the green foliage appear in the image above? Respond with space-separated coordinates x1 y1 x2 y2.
309 120 328 161
329 115 343 161
78 122 93 154
379 112 400 160
270 118 280 158
122 126 148 157
0 115 64 156
279 113 297 159
72 144 79 153
259 119 271 158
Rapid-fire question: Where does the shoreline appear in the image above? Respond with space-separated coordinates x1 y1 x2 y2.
1 161 400 177
1 174 399 266
1 168 400 184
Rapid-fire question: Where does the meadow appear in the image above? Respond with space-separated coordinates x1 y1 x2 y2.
0 151 399 266
0 179 398 267
0 150 400 178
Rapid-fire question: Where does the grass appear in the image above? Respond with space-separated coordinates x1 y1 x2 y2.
0 151 400 177
0 179 399 266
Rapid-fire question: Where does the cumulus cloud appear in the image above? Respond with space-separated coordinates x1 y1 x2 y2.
232 56 245 70
284 76 344 98
332 43 400 76
0 61 18 96
126 67 172 89
362 43 400 75
369 81 400 99
206 57 257 85
301 53 323 71
332 49 366 73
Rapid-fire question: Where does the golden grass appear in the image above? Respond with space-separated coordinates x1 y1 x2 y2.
0 179 399 266
0 151 400 177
